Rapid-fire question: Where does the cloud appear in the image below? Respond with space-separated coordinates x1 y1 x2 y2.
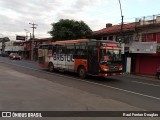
0 0 59 39
0 0 140 40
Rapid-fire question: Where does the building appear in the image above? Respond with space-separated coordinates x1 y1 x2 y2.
4 41 24 56
0 37 10 56
2 38 52 60
93 14 160 76
130 15 160 76
23 37 52 60
0 42 2 55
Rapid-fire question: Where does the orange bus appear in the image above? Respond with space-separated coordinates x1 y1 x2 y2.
38 39 123 78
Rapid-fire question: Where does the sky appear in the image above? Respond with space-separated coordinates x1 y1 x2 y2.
0 0 160 40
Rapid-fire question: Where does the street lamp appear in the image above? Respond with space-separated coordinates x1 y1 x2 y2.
29 22 38 60
24 29 29 41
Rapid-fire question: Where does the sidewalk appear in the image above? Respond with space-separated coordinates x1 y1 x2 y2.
123 73 159 81
22 59 38 63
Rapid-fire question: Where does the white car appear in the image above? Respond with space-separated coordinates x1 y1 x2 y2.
9 53 22 60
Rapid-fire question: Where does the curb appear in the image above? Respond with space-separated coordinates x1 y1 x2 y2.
122 74 159 81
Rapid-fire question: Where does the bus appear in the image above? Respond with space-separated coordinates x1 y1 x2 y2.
38 39 123 78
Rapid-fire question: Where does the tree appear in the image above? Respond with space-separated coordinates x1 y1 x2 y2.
49 19 92 41
0 37 10 42
0 37 10 55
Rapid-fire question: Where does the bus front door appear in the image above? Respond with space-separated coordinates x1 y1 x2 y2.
88 48 99 75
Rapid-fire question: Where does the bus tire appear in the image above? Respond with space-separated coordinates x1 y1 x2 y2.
48 63 54 72
78 66 87 79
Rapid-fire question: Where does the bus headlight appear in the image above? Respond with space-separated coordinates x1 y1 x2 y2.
100 65 109 71
102 68 109 71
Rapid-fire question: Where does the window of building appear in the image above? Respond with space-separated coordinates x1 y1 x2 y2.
123 35 133 44
102 37 107 40
109 36 113 40
146 33 153 41
116 35 133 44
156 33 160 43
142 33 154 42
142 34 147 42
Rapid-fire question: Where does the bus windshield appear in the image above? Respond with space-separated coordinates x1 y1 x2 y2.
100 49 121 64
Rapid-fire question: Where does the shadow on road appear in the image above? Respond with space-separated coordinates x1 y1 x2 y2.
41 68 121 84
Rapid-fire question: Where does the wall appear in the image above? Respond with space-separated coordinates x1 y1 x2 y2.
4 41 24 52
5 46 24 51
136 54 160 75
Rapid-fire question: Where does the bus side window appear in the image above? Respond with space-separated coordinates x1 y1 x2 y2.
39 45 42 49
57 46 66 54
81 45 87 56
75 45 80 55
66 44 75 54
48 45 52 50
52 46 56 55
88 46 98 56
74 43 87 59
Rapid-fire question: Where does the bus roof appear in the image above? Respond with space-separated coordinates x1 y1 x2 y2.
51 39 120 45
52 39 89 45
38 39 120 47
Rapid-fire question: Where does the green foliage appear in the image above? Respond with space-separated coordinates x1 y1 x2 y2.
49 19 92 41
0 37 10 42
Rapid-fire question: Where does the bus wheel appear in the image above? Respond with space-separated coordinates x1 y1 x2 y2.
48 63 54 72
78 66 87 79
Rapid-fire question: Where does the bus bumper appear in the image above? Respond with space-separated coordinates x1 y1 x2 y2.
98 72 123 77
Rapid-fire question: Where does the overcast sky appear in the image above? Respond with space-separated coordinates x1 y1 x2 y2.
0 0 160 40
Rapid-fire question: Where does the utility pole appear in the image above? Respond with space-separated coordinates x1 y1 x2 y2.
29 23 38 60
118 0 124 42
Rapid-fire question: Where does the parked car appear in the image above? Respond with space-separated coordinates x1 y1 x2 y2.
156 66 160 80
9 53 22 60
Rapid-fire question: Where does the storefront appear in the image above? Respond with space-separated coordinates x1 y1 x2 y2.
130 42 160 76
135 53 160 75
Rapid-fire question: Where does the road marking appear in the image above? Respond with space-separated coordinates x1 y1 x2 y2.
78 80 160 101
131 81 160 87
1 59 160 101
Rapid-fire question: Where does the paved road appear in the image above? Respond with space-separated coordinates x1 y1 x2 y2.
0 56 160 112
